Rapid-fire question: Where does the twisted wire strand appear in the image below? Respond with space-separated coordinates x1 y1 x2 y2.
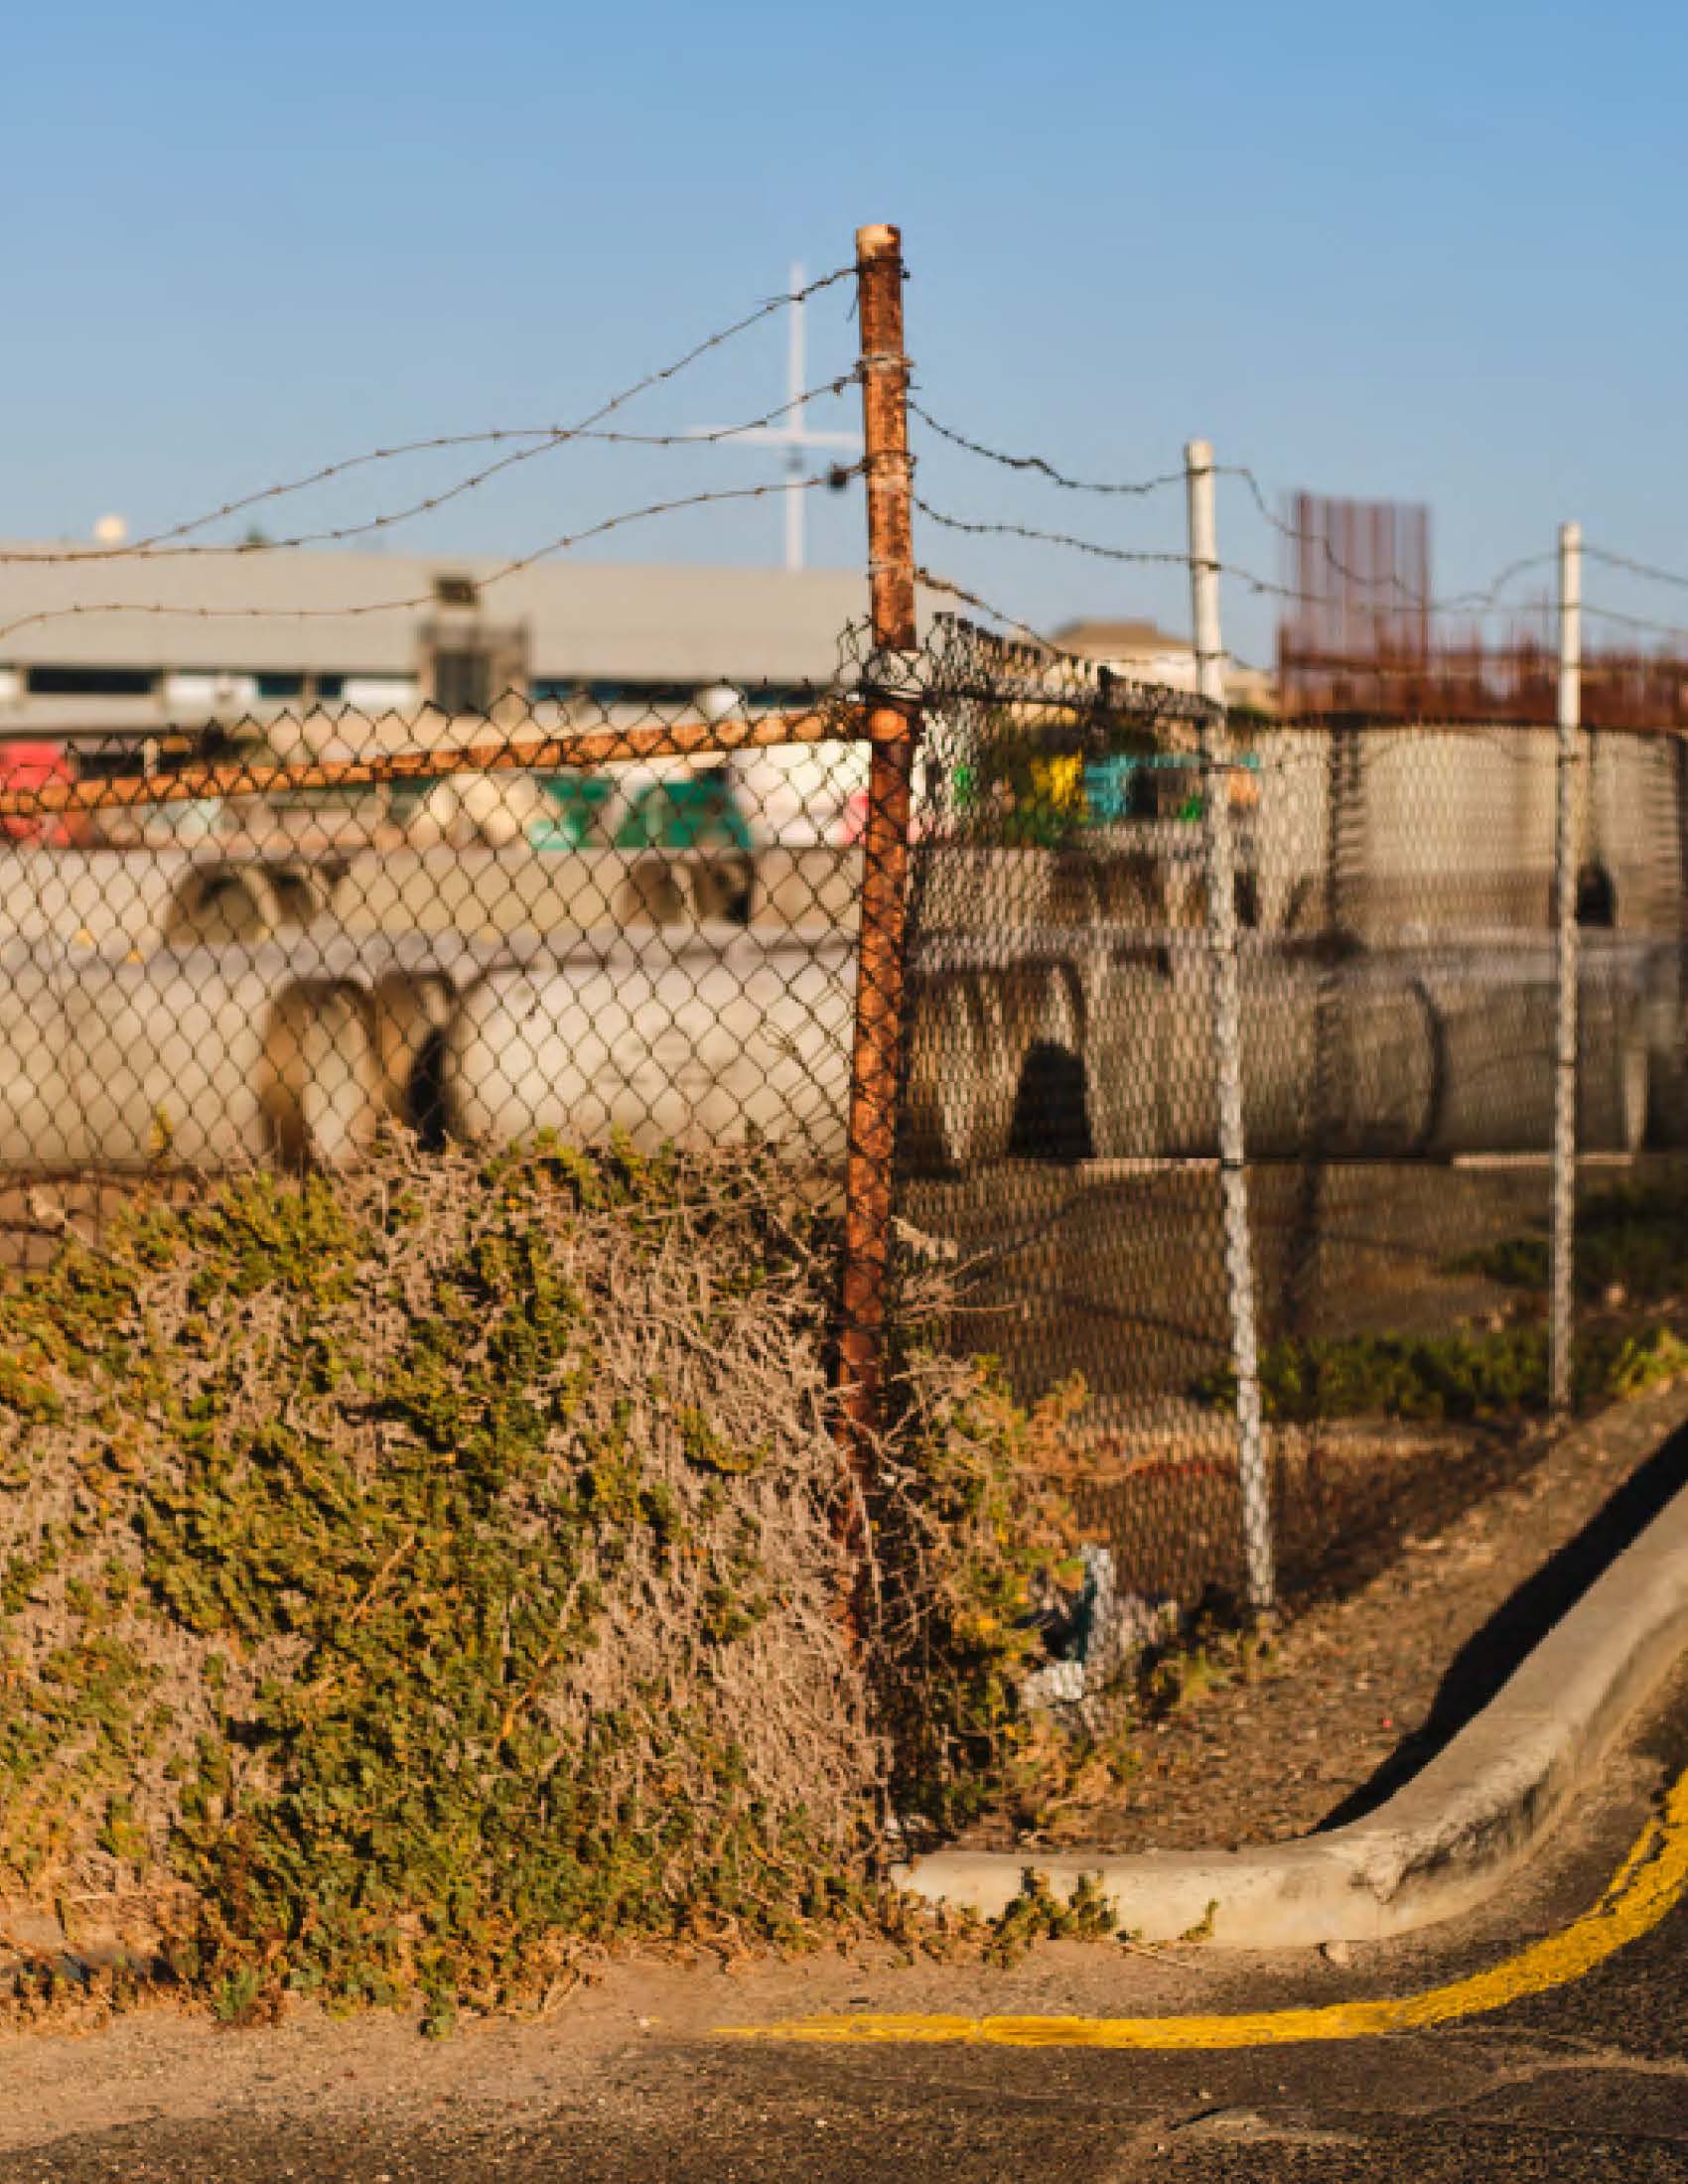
0 376 861 569
903 401 1562 619
908 397 1186 497
1 264 856 570
1585 544 1688 596
0 468 865 644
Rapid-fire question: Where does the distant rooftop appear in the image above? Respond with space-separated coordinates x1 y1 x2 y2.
0 543 873 685
1052 617 1194 661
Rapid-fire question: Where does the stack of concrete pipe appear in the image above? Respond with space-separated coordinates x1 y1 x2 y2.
444 926 859 1164
0 850 356 958
0 931 504 1174
0 829 1681 1181
0 849 199 957
321 847 768 940
160 859 342 948
1084 942 1652 1163
892 934 1661 1173
0 943 382 1172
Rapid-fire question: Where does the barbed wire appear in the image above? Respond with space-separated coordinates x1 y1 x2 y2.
911 496 1192 574
908 398 1187 497
901 404 1567 623
1 264 856 570
911 494 1561 627
0 376 862 570
0 468 866 644
1585 544 1688 597
1582 600 1688 644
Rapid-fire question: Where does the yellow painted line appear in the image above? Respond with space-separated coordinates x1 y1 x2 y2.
720 1763 1688 2050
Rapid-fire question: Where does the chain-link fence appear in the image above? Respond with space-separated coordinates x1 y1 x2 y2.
0 656 878 1264
0 609 1684 1628
892 624 1688 1616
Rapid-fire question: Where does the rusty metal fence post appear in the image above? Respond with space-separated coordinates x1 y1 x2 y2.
1550 520 1584 1413
1186 439 1276 1616
837 222 919 1478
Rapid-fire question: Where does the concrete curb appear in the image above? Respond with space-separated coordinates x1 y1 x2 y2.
899 1467 1688 1947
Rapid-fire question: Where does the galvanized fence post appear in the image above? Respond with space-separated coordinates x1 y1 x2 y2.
1550 520 1584 1413
1186 439 1276 1616
837 223 919 1494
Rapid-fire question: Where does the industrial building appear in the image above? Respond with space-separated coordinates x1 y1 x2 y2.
0 544 876 746
0 542 1274 756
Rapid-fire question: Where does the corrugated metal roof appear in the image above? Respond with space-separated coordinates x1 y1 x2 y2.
0 544 872 683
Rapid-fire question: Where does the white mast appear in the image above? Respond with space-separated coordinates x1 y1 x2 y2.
690 261 861 572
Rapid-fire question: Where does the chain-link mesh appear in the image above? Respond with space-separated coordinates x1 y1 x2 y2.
4 612 1687 1626
0 644 877 1268
897 625 1255 1606
892 625 1688 1617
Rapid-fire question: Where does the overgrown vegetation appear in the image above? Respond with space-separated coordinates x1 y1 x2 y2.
0 1140 1100 2024
1467 1171 1688 1304
1196 1168 1688 1426
1201 1319 1688 1425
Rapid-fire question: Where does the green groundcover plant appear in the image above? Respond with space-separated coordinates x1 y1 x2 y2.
0 1139 1096 2025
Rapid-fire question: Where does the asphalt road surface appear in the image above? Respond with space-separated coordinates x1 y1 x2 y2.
9 1668 1688 2182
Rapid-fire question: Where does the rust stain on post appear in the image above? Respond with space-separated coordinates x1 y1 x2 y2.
837 222 918 1532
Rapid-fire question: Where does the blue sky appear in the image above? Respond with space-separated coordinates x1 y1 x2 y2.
7 0 1687 662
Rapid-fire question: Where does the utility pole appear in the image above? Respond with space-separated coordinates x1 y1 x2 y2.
689 262 861 572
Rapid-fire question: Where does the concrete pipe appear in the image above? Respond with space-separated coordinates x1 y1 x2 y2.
54 954 384 1173
1577 979 1651 1156
161 859 345 948
1084 959 1171 1160
0 848 194 956
688 854 755 924
1156 952 1317 1159
251 929 497 1127
258 980 385 1169
1422 976 1554 1156
1423 972 1648 1156
1596 941 1688 1148
0 948 82 1167
161 864 286 948
751 847 864 931
962 971 1019 1165
330 847 631 941
445 934 856 1165
407 772 555 851
1046 855 1103 929
370 967 457 1128
999 960 1092 1161
615 856 696 928
1318 974 1440 1158
904 976 988 1174
1155 951 1440 1160
260 862 339 930
915 848 1053 936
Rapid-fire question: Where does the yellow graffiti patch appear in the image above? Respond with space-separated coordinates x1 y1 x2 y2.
721 1764 1688 2049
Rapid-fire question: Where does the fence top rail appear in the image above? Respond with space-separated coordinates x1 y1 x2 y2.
0 705 872 821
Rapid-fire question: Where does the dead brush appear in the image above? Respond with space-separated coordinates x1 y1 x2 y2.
0 1133 1104 2022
